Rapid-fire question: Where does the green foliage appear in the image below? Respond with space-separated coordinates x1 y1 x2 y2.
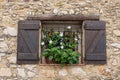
42 29 80 66
43 48 80 65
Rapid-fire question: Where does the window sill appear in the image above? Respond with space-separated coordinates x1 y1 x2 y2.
39 64 85 66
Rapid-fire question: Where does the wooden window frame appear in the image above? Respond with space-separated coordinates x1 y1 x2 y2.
41 21 82 64
26 15 99 66
27 15 99 21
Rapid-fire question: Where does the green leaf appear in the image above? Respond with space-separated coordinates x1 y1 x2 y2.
72 56 78 62
49 56 53 60
69 60 73 64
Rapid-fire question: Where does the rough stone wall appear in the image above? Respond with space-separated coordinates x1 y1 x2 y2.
0 0 120 80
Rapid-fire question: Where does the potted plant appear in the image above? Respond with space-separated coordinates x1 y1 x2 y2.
43 48 79 65
41 28 80 66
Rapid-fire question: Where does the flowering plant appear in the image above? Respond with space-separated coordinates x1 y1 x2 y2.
41 28 80 66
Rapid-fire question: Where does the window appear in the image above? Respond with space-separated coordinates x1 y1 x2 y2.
40 21 82 64
17 15 106 65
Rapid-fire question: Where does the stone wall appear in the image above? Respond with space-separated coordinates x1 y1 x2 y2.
0 0 120 80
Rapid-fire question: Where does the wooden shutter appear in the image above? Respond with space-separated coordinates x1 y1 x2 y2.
84 21 106 64
17 20 40 64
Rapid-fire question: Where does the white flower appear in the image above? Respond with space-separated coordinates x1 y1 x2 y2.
60 42 63 45
75 38 78 41
49 40 52 44
41 42 45 45
61 46 64 49
60 32 63 37
67 26 71 29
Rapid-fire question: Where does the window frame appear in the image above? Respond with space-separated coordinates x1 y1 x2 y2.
40 20 83 65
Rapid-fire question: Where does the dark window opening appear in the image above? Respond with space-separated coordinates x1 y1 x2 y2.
40 21 83 64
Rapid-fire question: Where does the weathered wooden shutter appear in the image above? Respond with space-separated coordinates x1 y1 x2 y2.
84 21 106 64
17 20 40 64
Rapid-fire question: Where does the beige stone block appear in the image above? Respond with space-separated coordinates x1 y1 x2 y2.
60 77 76 80
97 66 105 74
38 77 54 80
0 0 4 2
70 67 86 76
0 42 8 52
17 68 26 77
31 77 40 80
7 56 16 64
58 69 68 76
81 11 88 15
0 68 12 77
27 71 36 77
113 30 120 36
39 69 55 78
8 0 21 2
24 65 37 70
0 58 8 67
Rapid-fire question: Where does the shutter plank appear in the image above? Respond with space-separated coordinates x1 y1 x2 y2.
86 54 106 60
18 53 38 60
84 21 105 30
87 30 104 53
84 21 106 64
17 20 40 64
18 20 40 29
21 30 35 52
